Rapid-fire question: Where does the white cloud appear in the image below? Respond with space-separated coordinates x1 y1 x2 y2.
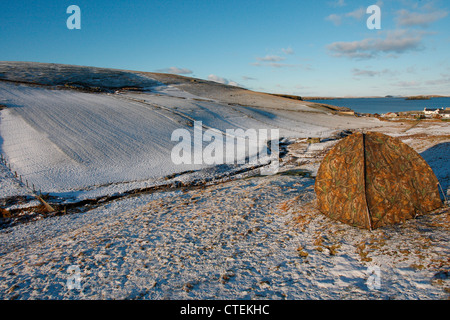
252 62 312 70
326 14 342 26
352 68 393 77
326 7 365 26
207 74 240 87
267 62 295 68
327 30 426 59
282 47 295 55
393 80 421 87
252 48 312 70
208 74 227 84
396 9 448 27
256 55 286 62
345 7 365 20
156 67 193 74
425 76 450 86
352 68 380 77
329 0 346 7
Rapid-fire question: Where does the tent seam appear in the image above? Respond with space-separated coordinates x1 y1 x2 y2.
362 132 373 231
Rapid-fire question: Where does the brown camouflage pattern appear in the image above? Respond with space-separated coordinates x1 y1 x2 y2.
315 132 442 230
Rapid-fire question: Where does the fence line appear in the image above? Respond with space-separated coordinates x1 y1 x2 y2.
0 152 40 195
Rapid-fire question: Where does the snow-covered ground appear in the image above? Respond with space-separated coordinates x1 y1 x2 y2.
0 62 384 203
0 61 160 89
0 62 448 300
0 82 203 193
0 174 448 299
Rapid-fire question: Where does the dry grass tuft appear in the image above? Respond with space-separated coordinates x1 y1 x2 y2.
296 246 309 257
291 200 320 231
278 197 298 213
1 208 10 218
356 241 372 262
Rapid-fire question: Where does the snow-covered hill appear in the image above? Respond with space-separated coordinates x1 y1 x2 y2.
0 62 383 202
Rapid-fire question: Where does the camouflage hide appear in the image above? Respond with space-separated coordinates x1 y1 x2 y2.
315 132 442 230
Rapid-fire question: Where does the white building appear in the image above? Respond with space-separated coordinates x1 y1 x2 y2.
442 110 450 119
423 107 443 115
423 107 450 118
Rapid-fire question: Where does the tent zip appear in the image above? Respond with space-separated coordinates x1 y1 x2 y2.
362 132 373 231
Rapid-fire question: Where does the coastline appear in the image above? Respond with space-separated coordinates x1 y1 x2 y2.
304 96 450 115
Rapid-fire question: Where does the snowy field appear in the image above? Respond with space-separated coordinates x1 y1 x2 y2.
0 62 449 300
0 62 384 202
0 174 448 299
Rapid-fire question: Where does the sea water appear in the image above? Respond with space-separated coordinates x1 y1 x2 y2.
306 97 450 114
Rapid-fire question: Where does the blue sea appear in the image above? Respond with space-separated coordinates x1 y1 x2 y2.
306 97 450 114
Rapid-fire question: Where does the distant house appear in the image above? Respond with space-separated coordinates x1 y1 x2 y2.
423 107 450 118
423 107 443 115
382 112 398 118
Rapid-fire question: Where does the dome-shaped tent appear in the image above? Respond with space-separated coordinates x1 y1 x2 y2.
315 131 442 230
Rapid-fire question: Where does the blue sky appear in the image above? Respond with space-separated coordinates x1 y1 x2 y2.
1 0 449 96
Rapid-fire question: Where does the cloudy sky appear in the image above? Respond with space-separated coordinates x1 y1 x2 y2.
1 0 449 96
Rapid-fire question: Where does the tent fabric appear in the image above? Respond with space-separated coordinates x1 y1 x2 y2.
315 131 442 230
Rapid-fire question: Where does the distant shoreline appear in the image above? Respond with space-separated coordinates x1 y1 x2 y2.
304 96 450 115
303 95 450 100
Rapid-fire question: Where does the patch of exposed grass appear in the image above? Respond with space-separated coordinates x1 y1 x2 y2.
297 246 309 257
356 242 372 262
